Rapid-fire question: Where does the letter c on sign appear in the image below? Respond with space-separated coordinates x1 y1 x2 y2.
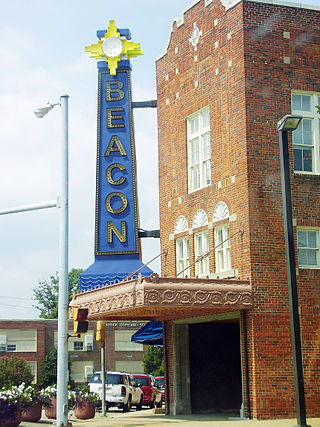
105 192 128 214
106 164 126 186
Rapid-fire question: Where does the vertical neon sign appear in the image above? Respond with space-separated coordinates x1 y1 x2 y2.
80 20 152 291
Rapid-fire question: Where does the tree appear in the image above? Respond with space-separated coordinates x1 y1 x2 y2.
33 268 83 319
39 347 57 388
0 356 33 388
39 346 75 389
143 346 164 377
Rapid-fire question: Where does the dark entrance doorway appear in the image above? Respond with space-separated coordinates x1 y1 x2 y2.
189 320 242 414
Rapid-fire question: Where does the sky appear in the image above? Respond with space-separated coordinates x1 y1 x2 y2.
0 0 318 319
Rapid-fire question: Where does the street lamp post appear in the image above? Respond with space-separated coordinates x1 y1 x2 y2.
35 95 69 426
277 114 310 427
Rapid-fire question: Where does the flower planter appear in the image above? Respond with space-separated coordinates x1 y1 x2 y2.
21 400 42 422
2 408 22 427
44 396 56 419
74 400 95 420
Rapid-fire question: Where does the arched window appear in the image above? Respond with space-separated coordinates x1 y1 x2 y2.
174 216 190 277
213 202 231 273
193 209 209 277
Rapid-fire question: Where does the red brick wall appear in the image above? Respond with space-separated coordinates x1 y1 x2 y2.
156 0 320 419
243 0 320 418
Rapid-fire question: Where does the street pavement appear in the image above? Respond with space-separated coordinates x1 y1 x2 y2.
19 408 320 427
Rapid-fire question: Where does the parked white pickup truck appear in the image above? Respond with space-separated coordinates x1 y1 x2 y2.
88 371 143 412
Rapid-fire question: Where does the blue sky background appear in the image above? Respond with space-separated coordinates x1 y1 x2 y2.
0 0 318 318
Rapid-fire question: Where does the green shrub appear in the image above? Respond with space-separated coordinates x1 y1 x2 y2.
0 356 33 388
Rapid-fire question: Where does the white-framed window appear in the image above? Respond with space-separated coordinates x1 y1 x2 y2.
0 336 7 352
0 330 36 352
194 231 209 277
6 343 17 352
73 341 84 351
70 361 94 384
297 228 320 268
114 330 143 352
85 365 94 382
187 107 211 192
215 224 231 273
85 334 94 351
176 237 190 278
291 92 320 173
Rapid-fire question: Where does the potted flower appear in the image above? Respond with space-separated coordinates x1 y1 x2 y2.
39 385 76 419
20 385 42 422
0 383 33 427
74 386 101 420
39 385 57 419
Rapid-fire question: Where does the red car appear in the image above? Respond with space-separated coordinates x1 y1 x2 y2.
155 376 165 403
132 374 162 408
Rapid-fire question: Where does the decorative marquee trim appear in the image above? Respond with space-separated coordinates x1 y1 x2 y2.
69 275 252 321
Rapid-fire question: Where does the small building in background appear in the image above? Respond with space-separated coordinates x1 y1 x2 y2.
0 319 147 385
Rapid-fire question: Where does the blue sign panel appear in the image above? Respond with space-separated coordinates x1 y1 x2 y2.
80 23 153 292
96 62 139 255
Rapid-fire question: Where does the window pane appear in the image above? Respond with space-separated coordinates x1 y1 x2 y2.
301 95 311 112
303 119 312 132
225 227 230 247
298 249 308 265
218 251 224 270
293 128 302 145
308 231 317 248
226 248 231 270
190 116 199 134
307 249 317 266
293 149 302 171
202 133 210 159
292 94 301 111
203 160 211 186
201 109 210 128
191 138 199 164
303 149 312 172
192 165 200 189
298 231 307 248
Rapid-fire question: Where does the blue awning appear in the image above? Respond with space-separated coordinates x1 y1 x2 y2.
131 321 163 345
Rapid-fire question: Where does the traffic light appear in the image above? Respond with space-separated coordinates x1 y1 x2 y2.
73 307 89 334
96 320 106 342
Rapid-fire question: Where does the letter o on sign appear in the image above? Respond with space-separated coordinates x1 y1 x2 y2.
105 192 128 214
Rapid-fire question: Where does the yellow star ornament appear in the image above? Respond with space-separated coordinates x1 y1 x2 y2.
85 20 143 75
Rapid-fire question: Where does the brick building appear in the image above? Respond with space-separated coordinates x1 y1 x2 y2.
70 0 320 420
0 320 146 386
155 0 320 420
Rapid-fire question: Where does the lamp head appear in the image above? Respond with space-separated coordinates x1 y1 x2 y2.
277 114 302 132
34 102 59 118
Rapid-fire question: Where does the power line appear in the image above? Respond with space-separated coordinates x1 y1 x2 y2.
0 295 35 301
0 303 37 310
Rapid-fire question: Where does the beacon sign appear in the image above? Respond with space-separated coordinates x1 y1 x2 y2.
80 20 153 291
96 66 138 254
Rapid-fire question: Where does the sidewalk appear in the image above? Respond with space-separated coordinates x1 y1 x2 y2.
19 409 320 427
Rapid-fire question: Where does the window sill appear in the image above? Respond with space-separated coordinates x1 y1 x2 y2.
188 184 211 194
208 268 238 279
294 172 320 177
